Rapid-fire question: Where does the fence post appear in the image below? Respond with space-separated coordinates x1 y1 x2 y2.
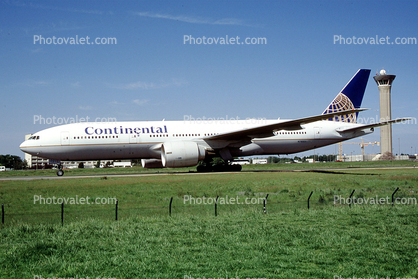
169 197 173 217
392 187 400 207
263 194 269 214
115 199 118 221
307 191 313 209
349 190 355 208
1 204 4 225
61 202 64 226
215 196 219 217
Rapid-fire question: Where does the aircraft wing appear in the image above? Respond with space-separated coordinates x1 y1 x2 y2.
336 118 412 133
204 109 366 141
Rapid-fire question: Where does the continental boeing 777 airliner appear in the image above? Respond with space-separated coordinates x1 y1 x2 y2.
20 69 410 176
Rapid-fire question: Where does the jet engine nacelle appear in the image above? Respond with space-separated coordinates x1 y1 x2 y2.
161 141 206 168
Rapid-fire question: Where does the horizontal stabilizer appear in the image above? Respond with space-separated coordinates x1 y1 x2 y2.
336 118 412 133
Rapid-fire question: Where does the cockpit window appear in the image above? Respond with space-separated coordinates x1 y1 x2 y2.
28 136 40 140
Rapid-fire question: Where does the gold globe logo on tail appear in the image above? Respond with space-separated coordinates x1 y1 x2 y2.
322 93 356 122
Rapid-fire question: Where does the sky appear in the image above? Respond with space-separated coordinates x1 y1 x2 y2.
1 0 417 159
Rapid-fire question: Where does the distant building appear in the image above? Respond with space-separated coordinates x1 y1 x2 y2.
231 159 250 165
23 134 112 169
252 158 268 164
373 69 396 155
113 161 132 167
337 154 412 162
24 134 50 168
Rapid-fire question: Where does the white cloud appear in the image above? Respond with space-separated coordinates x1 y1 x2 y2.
123 81 158 90
10 1 104 15
33 80 49 86
109 101 124 105
115 78 188 90
31 48 43 54
79 105 94 110
133 99 149 106
14 80 51 87
135 11 247 26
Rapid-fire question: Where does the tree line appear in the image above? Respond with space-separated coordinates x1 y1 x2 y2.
266 154 337 163
0 154 26 169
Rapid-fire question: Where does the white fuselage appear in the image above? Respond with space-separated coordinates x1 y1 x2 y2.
20 119 371 161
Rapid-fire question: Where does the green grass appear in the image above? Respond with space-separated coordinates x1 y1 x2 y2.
0 160 416 178
0 168 417 278
1 169 417 224
242 159 418 171
0 165 173 177
1 207 418 278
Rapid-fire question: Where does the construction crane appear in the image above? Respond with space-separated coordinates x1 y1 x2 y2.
338 138 380 160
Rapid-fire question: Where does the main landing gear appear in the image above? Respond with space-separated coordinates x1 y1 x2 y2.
57 164 64 176
196 159 242 172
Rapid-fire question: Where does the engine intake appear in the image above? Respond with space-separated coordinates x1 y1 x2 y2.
161 142 206 168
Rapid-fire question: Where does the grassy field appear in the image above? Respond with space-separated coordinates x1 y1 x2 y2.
0 160 416 178
0 166 417 278
1 206 418 279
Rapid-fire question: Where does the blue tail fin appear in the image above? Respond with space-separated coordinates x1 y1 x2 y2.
322 69 371 123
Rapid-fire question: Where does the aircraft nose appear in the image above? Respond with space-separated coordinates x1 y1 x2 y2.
19 141 30 153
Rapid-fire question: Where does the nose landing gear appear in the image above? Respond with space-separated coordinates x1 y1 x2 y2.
57 164 64 176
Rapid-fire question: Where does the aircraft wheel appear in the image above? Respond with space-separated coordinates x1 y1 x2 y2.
57 170 64 176
197 165 212 172
225 164 242 172
231 164 242 171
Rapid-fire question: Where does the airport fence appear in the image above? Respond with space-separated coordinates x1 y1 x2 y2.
1 187 414 227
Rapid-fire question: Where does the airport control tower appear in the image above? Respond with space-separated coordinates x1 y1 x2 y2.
373 69 396 155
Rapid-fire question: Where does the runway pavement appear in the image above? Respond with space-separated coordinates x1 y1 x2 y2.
0 166 415 181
